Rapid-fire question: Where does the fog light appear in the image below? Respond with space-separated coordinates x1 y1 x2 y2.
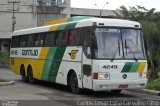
104 74 109 78
140 84 145 87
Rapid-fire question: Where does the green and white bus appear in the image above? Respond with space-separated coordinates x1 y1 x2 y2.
10 16 147 93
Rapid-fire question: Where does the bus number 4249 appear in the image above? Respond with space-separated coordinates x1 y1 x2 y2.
102 65 118 69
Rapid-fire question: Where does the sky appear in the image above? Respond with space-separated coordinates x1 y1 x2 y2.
71 0 160 11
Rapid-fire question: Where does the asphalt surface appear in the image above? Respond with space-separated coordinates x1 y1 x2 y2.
0 68 160 106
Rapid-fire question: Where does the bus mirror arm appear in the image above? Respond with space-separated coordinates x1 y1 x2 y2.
125 39 127 55
87 47 91 55
118 39 120 56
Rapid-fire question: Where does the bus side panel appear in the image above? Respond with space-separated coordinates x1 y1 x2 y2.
36 47 50 80
31 59 39 80
10 58 21 75
40 47 59 82
56 61 82 88
10 47 49 80
56 47 83 88
40 59 53 81
10 58 36 76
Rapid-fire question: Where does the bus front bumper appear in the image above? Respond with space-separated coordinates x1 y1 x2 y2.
92 79 147 91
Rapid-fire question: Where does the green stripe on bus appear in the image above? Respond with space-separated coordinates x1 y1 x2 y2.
58 24 66 30
121 62 133 72
41 47 57 80
129 62 140 72
47 47 66 82
65 22 77 29
57 22 77 30
67 16 94 22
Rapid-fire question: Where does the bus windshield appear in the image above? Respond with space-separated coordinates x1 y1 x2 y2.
93 28 146 60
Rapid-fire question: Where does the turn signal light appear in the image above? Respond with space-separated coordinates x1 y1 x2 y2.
93 73 98 79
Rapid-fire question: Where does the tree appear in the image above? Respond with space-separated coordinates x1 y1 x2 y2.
114 6 160 79
114 5 157 21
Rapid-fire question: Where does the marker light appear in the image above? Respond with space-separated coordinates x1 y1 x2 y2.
142 72 147 78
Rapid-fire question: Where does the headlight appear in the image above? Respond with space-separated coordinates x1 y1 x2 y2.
98 73 110 80
138 73 147 79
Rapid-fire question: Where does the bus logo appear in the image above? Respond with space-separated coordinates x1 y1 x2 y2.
68 50 79 59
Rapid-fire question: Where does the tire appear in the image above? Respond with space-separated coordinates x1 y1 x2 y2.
69 72 81 94
28 67 36 84
20 66 28 83
111 90 122 94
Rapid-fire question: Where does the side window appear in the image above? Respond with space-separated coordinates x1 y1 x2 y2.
11 36 16 47
20 35 27 47
57 31 68 46
27 34 35 47
84 27 92 47
69 29 80 46
69 30 75 46
78 28 84 46
35 34 39 46
63 31 69 45
39 33 45 46
83 27 93 58
14 36 20 47
34 33 46 47
56 31 60 45
45 32 56 46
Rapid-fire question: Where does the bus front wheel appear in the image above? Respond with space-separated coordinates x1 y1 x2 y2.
28 67 36 84
70 72 81 94
111 90 122 94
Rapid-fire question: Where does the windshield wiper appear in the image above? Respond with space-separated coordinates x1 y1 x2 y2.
111 39 121 61
125 39 137 61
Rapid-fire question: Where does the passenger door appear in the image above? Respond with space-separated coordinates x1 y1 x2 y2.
82 27 93 89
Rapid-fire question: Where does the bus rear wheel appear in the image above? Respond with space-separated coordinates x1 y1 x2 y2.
28 67 36 84
70 72 81 94
20 66 28 83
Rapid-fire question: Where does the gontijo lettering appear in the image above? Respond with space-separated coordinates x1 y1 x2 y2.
22 49 38 56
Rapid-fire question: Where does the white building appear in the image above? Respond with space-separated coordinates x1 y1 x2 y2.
0 0 118 51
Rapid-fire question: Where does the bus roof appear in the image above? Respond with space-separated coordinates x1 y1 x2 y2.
44 16 95 25
13 17 141 36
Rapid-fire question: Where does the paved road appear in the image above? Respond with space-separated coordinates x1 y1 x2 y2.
0 68 160 106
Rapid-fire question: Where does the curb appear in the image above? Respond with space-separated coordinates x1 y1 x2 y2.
129 89 160 96
0 81 15 86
